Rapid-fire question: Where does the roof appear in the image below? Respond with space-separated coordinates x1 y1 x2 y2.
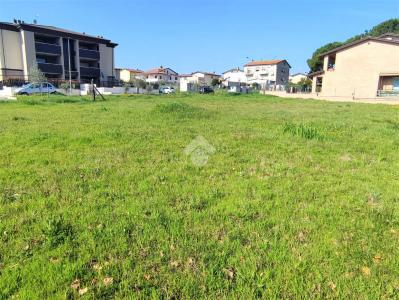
179 71 220 78
0 21 117 47
244 59 291 68
290 73 307 77
116 68 143 73
222 68 243 74
191 71 221 77
321 34 399 57
144 67 178 75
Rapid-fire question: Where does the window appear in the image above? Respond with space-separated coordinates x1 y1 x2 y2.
328 55 336 70
155 76 158 79
175 77 178 80
36 58 46 64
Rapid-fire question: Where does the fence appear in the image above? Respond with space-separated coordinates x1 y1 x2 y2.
0 75 123 89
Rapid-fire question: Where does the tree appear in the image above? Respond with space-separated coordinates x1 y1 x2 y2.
307 19 399 73
29 64 46 84
211 78 221 87
133 79 147 89
297 78 312 91
307 42 343 72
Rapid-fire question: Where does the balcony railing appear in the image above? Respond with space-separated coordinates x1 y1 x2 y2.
80 66 101 78
38 62 63 74
79 48 100 60
377 90 399 97
35 42 62 56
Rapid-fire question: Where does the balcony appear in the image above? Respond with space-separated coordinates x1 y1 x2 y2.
377 90 399 97
80 66 100 78
79 48 100 60
38 63 63 74
35 42 61 56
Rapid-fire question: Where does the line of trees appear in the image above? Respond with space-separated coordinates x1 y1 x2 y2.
307 19 399 73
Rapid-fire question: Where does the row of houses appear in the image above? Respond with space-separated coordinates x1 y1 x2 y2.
1 19 398 99
115 59 292 91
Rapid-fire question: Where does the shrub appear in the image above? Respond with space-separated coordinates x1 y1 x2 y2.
43 216 74 248
283 122 322 140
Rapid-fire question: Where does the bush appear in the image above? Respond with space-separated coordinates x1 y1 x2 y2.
43 216 74 247
283 122 322 140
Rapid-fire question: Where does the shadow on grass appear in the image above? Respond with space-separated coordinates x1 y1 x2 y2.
152 102 215 119
17 94 95 105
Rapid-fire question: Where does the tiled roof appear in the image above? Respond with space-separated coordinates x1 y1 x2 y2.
321 34 399 56
244 60 286 67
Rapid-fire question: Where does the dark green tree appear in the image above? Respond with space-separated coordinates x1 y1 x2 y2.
211 78 221 87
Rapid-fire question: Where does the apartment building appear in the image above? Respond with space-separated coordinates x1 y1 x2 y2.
115 68 144 82
309 33 399 99
0 20 117 85
244 60 291 90
143 67 179 84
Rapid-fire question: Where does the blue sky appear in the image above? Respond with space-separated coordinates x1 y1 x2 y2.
0 0 398 74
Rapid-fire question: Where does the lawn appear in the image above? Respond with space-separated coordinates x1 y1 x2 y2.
1 92 399 298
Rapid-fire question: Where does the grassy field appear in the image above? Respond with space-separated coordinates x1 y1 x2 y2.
1 92 399 298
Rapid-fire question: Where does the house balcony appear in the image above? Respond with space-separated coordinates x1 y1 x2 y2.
80 66 100 78
79 48 100 60
38 62 63 75
35 42 62 56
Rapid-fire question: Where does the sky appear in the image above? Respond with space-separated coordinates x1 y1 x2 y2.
0 0 398 74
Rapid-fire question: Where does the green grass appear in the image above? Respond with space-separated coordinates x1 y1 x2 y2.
1 93 399 298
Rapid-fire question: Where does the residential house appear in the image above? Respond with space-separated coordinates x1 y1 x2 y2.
144 66 179 84
309 33 399 99
289 73 307 84
179 71 221 92
115 68 144 83
244 60 291 90
222 68 247 87
0 20 117 85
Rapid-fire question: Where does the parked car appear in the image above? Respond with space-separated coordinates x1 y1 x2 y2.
15 82 57 95
199 86 214 94
160 86 175 94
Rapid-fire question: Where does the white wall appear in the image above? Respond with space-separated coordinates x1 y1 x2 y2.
20 30 36 77
222 70 247 85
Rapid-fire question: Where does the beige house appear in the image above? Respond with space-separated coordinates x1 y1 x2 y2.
244 59 291 90
0 20 117 85
310 33 399 99
289 73 307 84
115 68 144 82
